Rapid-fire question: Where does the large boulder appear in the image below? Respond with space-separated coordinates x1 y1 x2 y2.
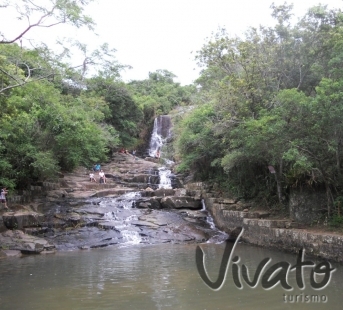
134 197 162 209
160 196 202 209
141 188 175 197
0 230 55 255
153 188 175 197
123 174 159 184
2 211 44 230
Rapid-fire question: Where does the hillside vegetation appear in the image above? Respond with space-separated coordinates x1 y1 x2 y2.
2 2 343 226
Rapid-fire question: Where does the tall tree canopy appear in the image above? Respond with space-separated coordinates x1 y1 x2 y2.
174 3 343 218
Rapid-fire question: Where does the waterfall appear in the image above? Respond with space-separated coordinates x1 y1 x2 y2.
148 115 172 157
148 115 173 189
201 199 216 230
158 167 172 189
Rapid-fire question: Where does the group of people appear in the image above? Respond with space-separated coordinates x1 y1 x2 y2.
119 148 137 157
90 164 106 184
1 187 8 210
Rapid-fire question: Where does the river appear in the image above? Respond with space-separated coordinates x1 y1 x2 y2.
0 241 342 309
1 115 342 309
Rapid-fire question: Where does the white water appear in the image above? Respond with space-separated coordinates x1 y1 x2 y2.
149 118 164 157
121 230 142 244
158 167 172 189
149 116 173 189
201 199 216 230
100 192 141 210
96 192 143 245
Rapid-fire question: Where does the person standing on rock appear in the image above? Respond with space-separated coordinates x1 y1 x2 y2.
1 187 9 210
99 170 106 184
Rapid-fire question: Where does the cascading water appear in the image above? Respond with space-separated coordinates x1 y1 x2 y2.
148 115 173 189
201 199 219 232
97 192 142 245
148 115 172 158
158 167 172 189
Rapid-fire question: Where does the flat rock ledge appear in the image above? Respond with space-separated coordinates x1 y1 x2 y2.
0 230 56 257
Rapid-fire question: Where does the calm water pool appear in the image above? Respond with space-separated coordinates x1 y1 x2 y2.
0 242 342 310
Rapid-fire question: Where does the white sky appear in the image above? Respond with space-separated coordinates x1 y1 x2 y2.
1 0 343 85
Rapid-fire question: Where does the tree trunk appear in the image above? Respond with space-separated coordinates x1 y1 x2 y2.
275 157 284 205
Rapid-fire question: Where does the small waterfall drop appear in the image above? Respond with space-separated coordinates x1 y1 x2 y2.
148 115 172 158
121 230 142 244
158 167 172 189
201 199 216 230
148 115 173 189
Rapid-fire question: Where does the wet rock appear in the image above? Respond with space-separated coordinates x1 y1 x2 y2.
41 218 66 229
174 188 187 196
182 210 207 219
97 221 122 231
20 242 44 254
0 229 55 255
134 197 161 209
131 220 159 229
0 216 6 232
23 227 50 236
153 188 175 197
92 189 135 198
46 190 68 199
160 196 202 210
2 211 44 230
124 174 159 184
89 239 119 248
138 214 169 226
0 250 22 258
40 249 56 254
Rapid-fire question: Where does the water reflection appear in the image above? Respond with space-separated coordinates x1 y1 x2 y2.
0 243 342 309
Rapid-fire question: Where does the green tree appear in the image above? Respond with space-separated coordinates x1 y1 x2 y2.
0 0 99 94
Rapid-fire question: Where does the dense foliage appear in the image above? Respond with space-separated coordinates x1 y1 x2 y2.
4 1 343 226
0 1 193 189
174 4 343 219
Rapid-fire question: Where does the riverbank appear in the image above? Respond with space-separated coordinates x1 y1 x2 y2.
183 182 343 263
0 153 226 257
2 152 343 263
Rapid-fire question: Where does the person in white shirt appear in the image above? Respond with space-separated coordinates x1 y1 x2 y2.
1 188 8 210
89 172 96 182
99 170 106 184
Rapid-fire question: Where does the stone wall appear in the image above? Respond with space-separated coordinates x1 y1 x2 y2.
183 182 343 263
204 196 343 263
6 182 61 205
289 187 327 224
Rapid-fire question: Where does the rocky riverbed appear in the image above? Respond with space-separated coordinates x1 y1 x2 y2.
0 153 227 258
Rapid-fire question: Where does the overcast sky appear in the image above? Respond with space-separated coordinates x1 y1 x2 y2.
1 0 343 85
